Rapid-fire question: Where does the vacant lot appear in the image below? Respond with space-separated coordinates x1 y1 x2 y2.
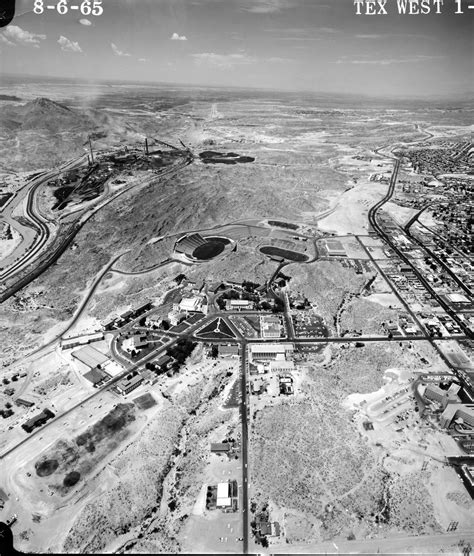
340 298 398 336
285 260 368 332
34 404 137 496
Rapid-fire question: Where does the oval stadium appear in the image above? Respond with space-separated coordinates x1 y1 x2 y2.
173 233 234 263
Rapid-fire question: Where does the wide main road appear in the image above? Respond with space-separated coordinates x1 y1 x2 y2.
367 159 472 339
239 340 250 554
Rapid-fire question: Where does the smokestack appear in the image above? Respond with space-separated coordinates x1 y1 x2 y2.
145 138 149 155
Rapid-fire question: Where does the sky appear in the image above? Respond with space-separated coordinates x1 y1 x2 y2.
0 0 472 98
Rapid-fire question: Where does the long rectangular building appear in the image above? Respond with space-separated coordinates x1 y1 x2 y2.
249 343 294 362
72 345 109 369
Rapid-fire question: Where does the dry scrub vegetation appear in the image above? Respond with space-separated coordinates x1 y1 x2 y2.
285 261 368 332
250 342 442 543
0 147 341 362
62 354 236 553
340 298 398 335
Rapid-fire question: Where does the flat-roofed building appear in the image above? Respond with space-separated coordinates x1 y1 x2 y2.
72 345 109 369
218 344 240 357
216 482 232 507
22 408 55 433
61 332 104 350
168 310 186 326
83 367 109 387
440 404 474 429
249 343 294 362
15 398 35 408
146 314 163 327
226 299 254 311
179 296 203 313
211 443 231 454
260 315 282 338
325 239 346 257
269 360 295 373
117 374 144 396
102 360 123 378
424 382 461 409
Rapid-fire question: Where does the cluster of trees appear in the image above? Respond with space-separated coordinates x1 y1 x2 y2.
271 298 285 313
250 502 270 548
0 407 14 419
166 339 197 374
174 273 187 285
242 280 261 292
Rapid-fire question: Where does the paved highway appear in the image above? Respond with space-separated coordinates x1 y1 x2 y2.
0 156 86 283
0 153 192 303
406 224 473 297
366 157 473 401
367 159 472 339
239 341 250 554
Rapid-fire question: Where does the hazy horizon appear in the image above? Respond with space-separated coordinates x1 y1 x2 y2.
0 0 472 98
2 72 474 105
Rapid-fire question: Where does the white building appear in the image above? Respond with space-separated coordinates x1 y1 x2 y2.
226 299 254 311
216 482 232 508
168 310 186 326
260 315 282 338
249 343 294 362
179 296 203 313
269 360 295 373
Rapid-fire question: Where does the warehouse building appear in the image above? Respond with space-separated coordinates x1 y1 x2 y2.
83 367 109 387
216 482 232 508
72 345 109 369
249 343 294 362
269 360 295 373
218 344 240 357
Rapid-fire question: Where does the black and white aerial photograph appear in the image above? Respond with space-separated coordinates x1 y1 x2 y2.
0 0 473 554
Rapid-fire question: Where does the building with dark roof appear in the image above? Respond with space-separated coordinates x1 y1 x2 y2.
15 398 35 408
83 367 109 387
211 442 231 454
117 374 144 395
22 408 55 433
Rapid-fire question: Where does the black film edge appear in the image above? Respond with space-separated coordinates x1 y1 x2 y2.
0 0 16 28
